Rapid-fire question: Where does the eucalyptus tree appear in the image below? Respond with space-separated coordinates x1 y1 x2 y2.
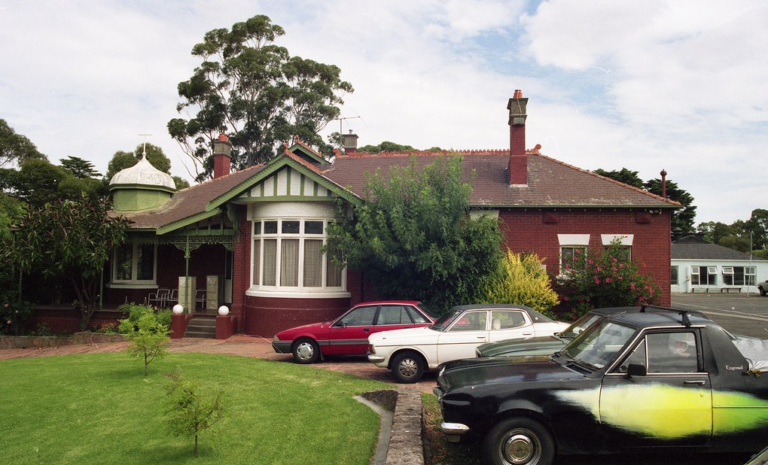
168 15 353 181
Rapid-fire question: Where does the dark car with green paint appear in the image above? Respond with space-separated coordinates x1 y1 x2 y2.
473 306 642 358
434 305 768 465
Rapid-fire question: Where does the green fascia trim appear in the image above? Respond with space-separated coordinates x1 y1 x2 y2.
287 143 326 164
160 228 235 238
157 208 223 235
109 183 176 194
233 195 334 203
206 156 360 212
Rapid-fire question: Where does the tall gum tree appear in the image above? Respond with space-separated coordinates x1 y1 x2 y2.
168 15 353 181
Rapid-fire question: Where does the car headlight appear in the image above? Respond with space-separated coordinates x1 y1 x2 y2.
439 365 446 379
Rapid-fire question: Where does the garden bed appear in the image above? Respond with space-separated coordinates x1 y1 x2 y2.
0 332 126 349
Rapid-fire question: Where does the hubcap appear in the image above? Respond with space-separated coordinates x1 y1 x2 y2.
502 432 539 464
296 342 315 361
398 358 418 378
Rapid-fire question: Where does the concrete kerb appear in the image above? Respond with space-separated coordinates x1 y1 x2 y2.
359 389 425 465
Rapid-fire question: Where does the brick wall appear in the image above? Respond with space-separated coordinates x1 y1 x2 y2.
499 209 672 306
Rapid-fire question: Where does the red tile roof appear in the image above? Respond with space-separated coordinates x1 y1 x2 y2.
116 146 678 232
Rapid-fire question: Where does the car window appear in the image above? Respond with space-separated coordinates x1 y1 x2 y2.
614 338 647 373
337 306 376 326
567 321 636 369
376 306 409 325
646 332 699 373
449 311 487 331
490 311 528 330
406 306 430 324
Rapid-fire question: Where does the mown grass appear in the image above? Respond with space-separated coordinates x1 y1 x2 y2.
0 353 391 465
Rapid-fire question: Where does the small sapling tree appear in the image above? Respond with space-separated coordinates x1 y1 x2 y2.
120 311 170 375
164 369 225 457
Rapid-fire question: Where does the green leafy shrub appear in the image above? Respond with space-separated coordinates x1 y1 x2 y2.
0 300 33 336
118 303 171 333
479 251 560 318
120 312 170 375
558 240 661 319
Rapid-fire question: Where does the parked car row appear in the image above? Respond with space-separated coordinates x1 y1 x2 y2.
274 301 768 465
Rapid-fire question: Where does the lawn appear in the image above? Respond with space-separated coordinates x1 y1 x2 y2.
0 353 391 464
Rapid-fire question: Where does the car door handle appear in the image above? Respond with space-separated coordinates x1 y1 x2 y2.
363 328 370 332
684 380 706 386
477 336 487 339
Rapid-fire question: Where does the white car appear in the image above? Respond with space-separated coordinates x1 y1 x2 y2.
367 304 569 383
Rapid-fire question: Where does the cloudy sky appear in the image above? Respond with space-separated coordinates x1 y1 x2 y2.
1 0 766 225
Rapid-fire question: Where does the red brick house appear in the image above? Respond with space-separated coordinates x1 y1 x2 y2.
104 90 678 337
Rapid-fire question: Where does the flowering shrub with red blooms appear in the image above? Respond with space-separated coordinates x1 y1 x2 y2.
0 300 33 336
557 240 661 319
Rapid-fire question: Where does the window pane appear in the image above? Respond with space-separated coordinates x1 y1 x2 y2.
282 220 300 234
137 244 154 281
263 239 277 286
377 306 407 325
252 240 261 286
671 266 679 285
253 221 261 235
280 239 299 286
305 221 324 234
647 332 698 373
326 244 343 287
264 221 278 234
406 306 429 324
491 311 527 330
115 244 132 280
339 306 376 326
303 240 323 287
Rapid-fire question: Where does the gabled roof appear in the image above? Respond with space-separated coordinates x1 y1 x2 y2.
117 143 679 234
326 148 679 208
672 235 766 261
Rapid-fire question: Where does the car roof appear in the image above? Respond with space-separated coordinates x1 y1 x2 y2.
600 305 712 330
352 301 422 307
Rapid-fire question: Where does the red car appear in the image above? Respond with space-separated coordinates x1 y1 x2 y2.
272 301 436 364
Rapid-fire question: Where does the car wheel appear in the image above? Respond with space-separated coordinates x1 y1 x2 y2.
391 351 425 383
292 338 320 364
483 417 555 465
760 287 767 296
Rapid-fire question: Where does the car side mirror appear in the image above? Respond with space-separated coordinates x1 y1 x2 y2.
626 364 647 378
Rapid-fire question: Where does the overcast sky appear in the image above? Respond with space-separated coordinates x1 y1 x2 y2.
1 0 766 225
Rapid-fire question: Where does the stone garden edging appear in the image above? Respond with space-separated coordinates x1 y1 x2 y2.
0 332 126 349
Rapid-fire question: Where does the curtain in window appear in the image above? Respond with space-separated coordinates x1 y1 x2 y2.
252 240 261 286
303 240 323 287
263 239 277 286
281 239 299 286
326 244 342 287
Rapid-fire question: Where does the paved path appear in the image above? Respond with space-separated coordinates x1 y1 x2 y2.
0 334 437 393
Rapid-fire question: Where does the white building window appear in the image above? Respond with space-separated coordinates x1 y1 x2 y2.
723 266 756 286
558 234 590 274
691 266 717 286
113 240 156 284
251 218 345 294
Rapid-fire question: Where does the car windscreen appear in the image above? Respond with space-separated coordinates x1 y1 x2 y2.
563 320 637 370
430 310 464 332
560 313 602 339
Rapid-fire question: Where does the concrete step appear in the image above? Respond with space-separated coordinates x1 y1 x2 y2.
184 318 216 338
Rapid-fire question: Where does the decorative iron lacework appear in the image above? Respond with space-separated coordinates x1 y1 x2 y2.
158 235 235 253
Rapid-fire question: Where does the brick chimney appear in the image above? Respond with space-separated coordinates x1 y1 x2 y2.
212 133 232 179
342 130 358 154
507 89 528 186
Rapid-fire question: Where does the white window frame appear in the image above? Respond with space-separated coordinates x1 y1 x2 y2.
558 234 590 275
110 239 157 287
249 218 347 298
